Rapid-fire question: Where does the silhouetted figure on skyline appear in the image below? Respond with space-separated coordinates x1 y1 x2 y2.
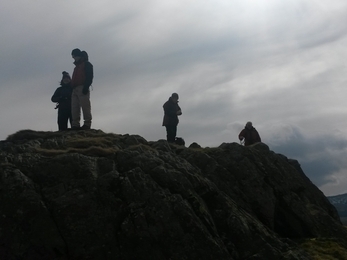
162 93 182 143
239 121 261 146
51 71 72 131
71 48 93 130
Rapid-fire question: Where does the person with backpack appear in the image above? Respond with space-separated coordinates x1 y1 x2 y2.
51 71 73 131
70 48 94 130
162 93 182 143
238 121 261 146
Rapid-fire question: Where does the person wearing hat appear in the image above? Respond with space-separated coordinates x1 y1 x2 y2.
70 48 94 130
51 71 73 131
162 93 182 143
238 121 261 146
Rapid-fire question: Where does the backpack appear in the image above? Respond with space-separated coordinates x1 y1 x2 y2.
175 137 185 146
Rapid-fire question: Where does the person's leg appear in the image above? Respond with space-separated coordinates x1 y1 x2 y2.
80 90 92 128
166 125 176 142
71 86 81 128
68 109 72 129
173 125 177 140
58 109 69 131
57 110 63 131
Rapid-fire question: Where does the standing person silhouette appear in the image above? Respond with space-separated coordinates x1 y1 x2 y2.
162 93 182 143
51 71 72 131
70 48 93 130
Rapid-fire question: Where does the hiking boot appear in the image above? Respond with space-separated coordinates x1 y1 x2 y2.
71 126 81 130
81 125 91 130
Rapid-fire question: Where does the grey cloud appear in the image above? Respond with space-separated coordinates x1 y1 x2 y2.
265 125 347 191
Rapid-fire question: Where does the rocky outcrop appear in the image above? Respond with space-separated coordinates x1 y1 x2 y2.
0 129 346 260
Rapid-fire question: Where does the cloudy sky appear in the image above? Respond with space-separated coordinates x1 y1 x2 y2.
1 0 347 196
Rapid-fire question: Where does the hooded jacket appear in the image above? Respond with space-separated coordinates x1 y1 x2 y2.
71 59 93 89
162 97 181 126
239 127 261 146
51 84 72 110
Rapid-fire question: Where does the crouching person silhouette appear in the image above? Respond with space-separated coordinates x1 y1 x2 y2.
162 93 182 143
238 121 261 146
51 71 72 131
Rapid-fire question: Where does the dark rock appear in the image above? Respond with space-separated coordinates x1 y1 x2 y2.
189 142 201 149
0 130 346 260
175 137 185 146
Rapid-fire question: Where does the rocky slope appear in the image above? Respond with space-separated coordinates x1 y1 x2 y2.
0 129 347 260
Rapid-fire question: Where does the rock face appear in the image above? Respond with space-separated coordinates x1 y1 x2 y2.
0 129 346 260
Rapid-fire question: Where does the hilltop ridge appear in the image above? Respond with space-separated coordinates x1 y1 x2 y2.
1 129 347 259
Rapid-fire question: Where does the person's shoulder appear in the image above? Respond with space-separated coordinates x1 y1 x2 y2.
252 127 259 133
163 99 171 106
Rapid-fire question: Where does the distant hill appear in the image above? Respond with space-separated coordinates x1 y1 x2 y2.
328 193 347 225
1 129 347 259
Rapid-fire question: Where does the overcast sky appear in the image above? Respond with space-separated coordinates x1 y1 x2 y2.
1 0 347 196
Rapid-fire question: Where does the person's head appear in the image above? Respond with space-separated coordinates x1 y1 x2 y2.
61 71 71 85
81 51 89 61
171 93 179 102
71 48 82 62
246 121 253 129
